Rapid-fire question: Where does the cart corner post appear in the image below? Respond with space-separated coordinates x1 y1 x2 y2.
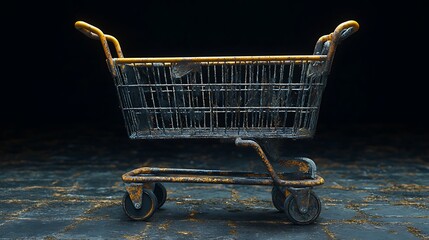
74 21 124 76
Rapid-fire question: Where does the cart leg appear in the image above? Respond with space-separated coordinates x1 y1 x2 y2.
235 138 282 185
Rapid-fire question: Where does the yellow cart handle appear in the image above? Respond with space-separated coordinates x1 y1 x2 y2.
75 21 124 75
313 20 359 73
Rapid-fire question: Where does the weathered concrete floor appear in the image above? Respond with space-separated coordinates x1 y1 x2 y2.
0 125 428 239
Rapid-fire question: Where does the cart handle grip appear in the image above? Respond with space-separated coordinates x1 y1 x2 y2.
75 21 124 75
314 20 359 73
335 20 359 42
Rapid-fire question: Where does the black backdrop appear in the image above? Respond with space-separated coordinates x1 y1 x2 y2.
1 1 427 134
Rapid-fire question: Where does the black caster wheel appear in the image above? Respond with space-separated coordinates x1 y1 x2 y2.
122 189 158 221
284 191 321 225
271 186 288 212
153 182 167 209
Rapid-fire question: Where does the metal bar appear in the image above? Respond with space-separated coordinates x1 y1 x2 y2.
121 106 318 111
122 167 325 187
114 55 327 64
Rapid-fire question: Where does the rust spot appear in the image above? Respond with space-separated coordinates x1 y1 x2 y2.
228 220 238 235
279 159 310 173
343 219 381 226
188 209 200 222
363 195 389 203
183 185 224 190
391 199 429 210
346 203 369 210
321 197 342 203
111 181 124 190
177 231 193 236
158 221 171 231
84 200 120 214
382 184 429 192
407 226 427 239
8 201 50 218
322 226 336 240
326 183 355 190
125 185 143 204
231 189 240 202
43 236 58 240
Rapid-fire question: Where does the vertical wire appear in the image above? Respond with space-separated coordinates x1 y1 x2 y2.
230 64 235 129
302 62 313 130
235 63 242 131
178 73 188 130
294 62 306 132
270 64 277 129
244 64 248 130
258 64 263 129
162 66 174 129
222 64 227 132
208 64 214 132
169 66 183 133
155 66 167 133
297 62 308 130
251 64 256 129
284 62 294 132
277 63 285 131
214 65 219 129
136 65 152 135
146 66 160 130
186 74 194 129
119 66 133 132
115 65 133 135
200 65 207 129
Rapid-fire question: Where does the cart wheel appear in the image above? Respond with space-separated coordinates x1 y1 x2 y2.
271 186 287 212
122 189 158 221
284 191 321 225
153 182 167 209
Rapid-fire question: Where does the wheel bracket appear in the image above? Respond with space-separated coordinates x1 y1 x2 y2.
289 187 311 214
125 184 144 209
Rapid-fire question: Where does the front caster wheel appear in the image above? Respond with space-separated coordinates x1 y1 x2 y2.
284 191 321 225
122 189 158 221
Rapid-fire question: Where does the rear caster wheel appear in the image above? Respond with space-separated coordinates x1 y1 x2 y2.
271 186 288 212
153 182 167 209
284 191 321 225
122 189 158 221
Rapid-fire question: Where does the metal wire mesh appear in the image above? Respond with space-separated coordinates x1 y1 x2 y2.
113 60 327 139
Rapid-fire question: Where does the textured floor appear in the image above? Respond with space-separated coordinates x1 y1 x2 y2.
0 124 428 239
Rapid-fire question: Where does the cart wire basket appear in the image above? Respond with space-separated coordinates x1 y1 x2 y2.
75 20 359 224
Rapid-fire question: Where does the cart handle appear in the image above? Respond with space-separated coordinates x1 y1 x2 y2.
313 20 359 73
75 21 124 74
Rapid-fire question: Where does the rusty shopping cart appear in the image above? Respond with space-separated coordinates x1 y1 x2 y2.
75 20 359 224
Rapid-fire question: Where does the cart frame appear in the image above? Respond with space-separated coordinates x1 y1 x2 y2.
75 20 359 224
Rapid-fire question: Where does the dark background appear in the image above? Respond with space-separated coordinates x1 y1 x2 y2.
1 1 427 137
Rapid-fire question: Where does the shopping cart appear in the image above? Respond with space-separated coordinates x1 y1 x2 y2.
75 20 359 224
